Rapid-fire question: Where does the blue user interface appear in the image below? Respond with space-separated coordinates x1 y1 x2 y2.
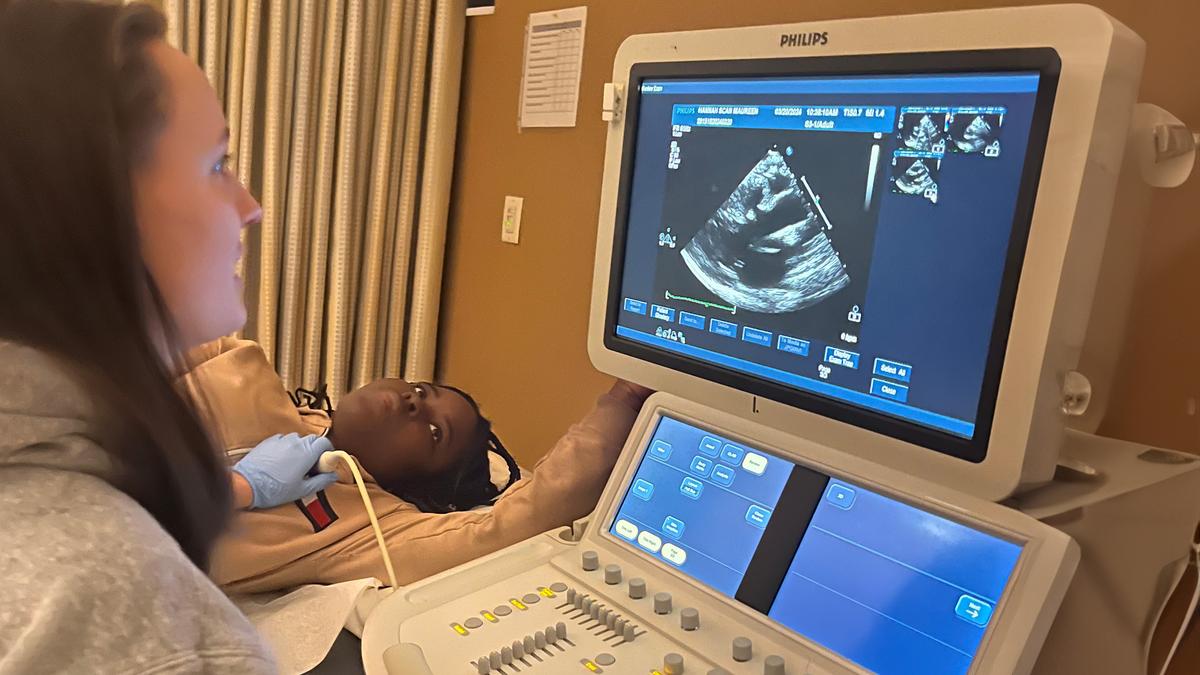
769 483 1023 674
609 415 792 596
615 70 1046 442
610 415 1024 674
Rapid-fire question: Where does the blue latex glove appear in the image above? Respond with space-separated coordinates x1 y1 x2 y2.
232 433 338 509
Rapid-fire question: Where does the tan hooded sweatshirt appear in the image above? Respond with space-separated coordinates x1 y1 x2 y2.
181 338 640 594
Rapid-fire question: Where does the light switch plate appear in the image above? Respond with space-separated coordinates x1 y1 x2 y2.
502 195 523 244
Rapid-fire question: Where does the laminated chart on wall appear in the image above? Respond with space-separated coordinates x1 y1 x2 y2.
518 6 586 128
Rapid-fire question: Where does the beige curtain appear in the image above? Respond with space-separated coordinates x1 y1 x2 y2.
163 0 465 402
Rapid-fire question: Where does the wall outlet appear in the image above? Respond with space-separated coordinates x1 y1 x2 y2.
502 195 523 244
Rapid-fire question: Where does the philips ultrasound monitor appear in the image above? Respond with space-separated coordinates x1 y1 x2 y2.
588 5 1145 500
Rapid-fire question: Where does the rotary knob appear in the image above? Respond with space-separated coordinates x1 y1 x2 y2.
654 592 672 614
680 607 700 631
582 550 599 571
604 564 622 585
629 577 647 599
732 637 752 662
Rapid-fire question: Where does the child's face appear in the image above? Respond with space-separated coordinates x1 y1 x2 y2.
329 379 481 485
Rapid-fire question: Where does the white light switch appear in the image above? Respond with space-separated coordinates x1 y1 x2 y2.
502 196 523 244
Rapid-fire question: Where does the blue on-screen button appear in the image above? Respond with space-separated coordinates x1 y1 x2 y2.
679 311 706 329
823 346 860 369
825 483 856 509
711 464 735 486
662 516 686 539
745 504 772 528
709 319 738 338
873 357 913 383
955 595 994 627
632 479 654 501
778 335 810 357
742 326 772 347
870 378 909 403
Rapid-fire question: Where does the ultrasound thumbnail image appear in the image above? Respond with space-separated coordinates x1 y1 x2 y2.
680 148 849 314
890 152 941 203
897 110 947 153
948 111 1003 156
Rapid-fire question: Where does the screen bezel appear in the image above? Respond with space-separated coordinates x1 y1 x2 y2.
600 407 1032 672
601 49 1061 464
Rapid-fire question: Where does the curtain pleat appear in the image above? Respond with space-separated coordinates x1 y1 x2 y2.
168 0 465 402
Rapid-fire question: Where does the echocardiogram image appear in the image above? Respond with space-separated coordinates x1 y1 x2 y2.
890 151 941 203
896 108 948 153
650 126 884 345
948 108 1005 157
679 149 848 314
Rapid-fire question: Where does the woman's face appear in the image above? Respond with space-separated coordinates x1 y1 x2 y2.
133 41 261 349
329 380 481 485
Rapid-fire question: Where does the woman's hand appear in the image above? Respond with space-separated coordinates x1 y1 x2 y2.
231 433 337 509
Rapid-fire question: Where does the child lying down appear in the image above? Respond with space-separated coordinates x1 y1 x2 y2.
180 338 648 594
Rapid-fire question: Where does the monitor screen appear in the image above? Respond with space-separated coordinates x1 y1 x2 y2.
605 51 1059 462
608 414 1025 675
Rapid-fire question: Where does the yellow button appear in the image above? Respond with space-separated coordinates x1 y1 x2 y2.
481 611 498 623
509 598 528 611
651 670 664 675
538 586 556 598
450 623 468 636
583 662 601 673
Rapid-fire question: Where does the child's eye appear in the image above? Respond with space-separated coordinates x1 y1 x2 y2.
428 423 442 443
213 154 233 175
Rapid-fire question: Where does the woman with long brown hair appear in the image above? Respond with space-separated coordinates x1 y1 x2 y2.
0 1 334 671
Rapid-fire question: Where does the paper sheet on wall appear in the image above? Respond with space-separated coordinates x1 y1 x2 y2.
518 6 586 128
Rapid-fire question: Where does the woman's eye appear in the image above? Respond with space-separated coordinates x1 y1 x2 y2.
428 423 442 443
213 154 233 175
413 384 427 399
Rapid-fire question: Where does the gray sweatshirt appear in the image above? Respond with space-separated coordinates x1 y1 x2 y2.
0 341 275 674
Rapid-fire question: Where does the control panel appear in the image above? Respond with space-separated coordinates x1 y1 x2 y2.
362 394 1078 674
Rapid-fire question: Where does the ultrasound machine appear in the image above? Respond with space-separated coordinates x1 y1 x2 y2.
362 6 1200 674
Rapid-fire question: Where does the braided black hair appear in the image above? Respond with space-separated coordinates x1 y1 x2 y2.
291 383 519 513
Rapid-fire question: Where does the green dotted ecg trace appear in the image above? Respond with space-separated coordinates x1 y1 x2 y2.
664 291 737 315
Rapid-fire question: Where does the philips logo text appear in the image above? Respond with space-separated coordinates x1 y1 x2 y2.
779 32 828 47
